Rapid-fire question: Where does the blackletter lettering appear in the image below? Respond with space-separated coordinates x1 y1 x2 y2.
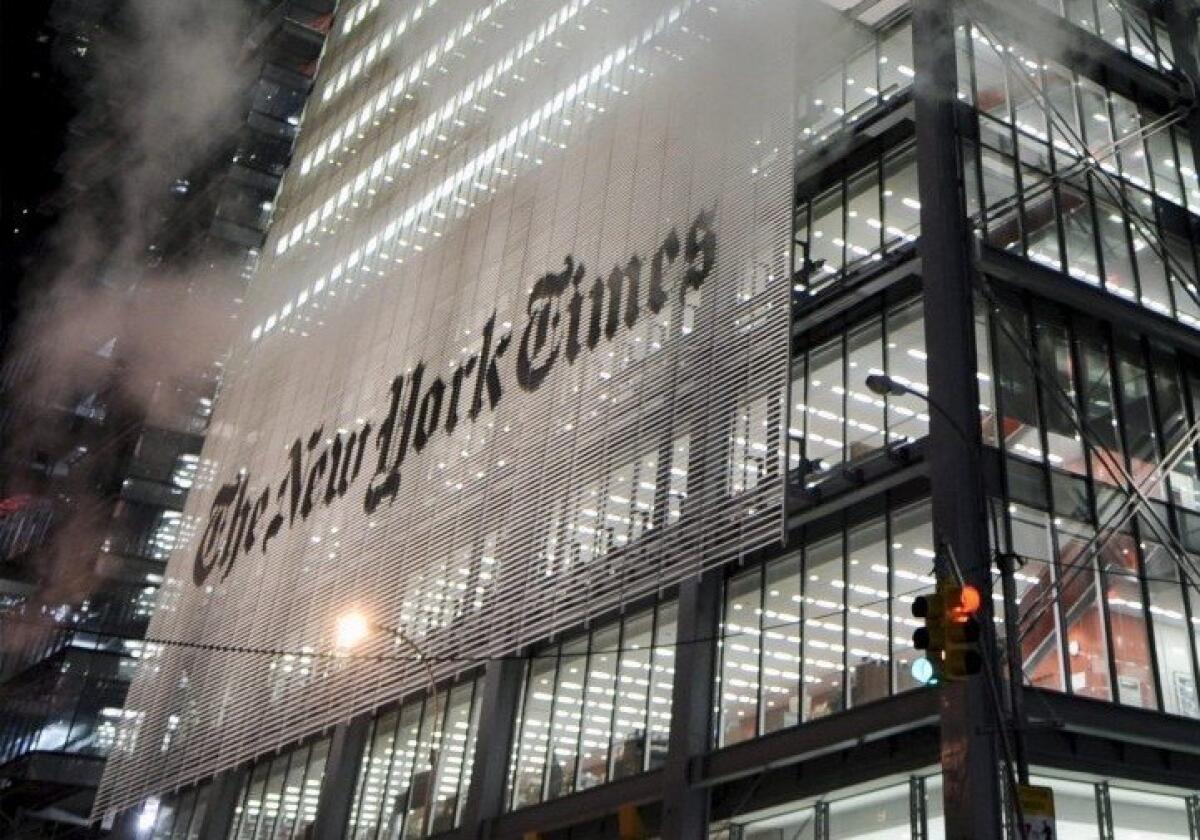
445 359 476 434
565 261 587 363
517 260 572 391
586 274 605 349
414 377 445 451
193 478 241 585
470 315 511 418
684 209 717 292
243 489 270 554
605 256 642 338
649 229 680 313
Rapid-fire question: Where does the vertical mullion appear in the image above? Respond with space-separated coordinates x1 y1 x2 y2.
1025 297 1073 692
345 716 374 840
1136 343 1179 713
423 684 454 837
886 495 897 696
755 563 767 739
504 660 531 812
1095 781 1116 840
570 627 596 792
400 696 430 838
909 775 929 840
538 647 563 804
449 677 480 825
641 605 658 774
841 515 851 712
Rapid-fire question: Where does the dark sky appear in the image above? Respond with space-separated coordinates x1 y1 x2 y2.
0 1 70 344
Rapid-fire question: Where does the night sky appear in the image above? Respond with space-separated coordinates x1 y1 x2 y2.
0 1 70 343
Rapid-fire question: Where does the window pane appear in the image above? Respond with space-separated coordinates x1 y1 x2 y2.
1109 786 1192 839
972 29 1010 123
579 625 618 790
720 569 762 746
891 502 935 693
1034 316 1085 476
1010 504 1065 691
761 553 802 733
846 316 885 461
885 300 928 446
809 188 845 290
611 612 653 780
647 603 676 768
882 146 920 250
828 782 912 838
545 638 587 799
1058 519 1113 701
845 168 882 271
1095 190 1137 301
878 22 913 102
1101 530 1155 709
803 535 845 720
802 337 844 475
511 654 556 809
845 44 877 123
277 744 311 839
847 516 891 706
1142 539 1199 718
429 683 475 833
379 703 422 835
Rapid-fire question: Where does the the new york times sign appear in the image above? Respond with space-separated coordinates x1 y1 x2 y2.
192 210 716 586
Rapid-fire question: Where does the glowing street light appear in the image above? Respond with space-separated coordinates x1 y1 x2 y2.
334 609 370 650
332 607 441 834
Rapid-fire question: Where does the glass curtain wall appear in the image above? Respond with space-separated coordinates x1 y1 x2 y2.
1030 0 1175 73
716 496 934 747
506 599 677 811
980 290 1200 714
730 771 1196 839
789 296 928 484
797 19 913 153
346 677 483 838
959 23 1200 329
227 737 329 840
795 144 921 297
149 784 211 840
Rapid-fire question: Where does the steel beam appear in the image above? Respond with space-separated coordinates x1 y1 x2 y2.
659 571 721 838
311 717 370 840
912 0 1004 836
458 657 525 838
197 766 248 840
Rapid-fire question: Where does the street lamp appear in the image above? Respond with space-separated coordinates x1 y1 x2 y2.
864 373 1030 786
334 610 442 834
333 610 370 650
864 373 976 459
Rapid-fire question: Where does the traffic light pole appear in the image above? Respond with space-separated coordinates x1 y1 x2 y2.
997 552 1031 785
911 0 1005 836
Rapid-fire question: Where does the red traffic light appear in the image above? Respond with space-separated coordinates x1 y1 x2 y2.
949 584 982 622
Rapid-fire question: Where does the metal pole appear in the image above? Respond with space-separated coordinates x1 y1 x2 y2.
996 552 1030 785
911 0 1004 835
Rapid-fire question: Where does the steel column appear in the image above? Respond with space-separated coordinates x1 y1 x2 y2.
911 0 1004 837
197 766 248 840
458 657 525 838
311 717 370 840
660 571 721 838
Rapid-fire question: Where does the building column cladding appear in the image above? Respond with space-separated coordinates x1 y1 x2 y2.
912 0 1004 836
660 571 722 838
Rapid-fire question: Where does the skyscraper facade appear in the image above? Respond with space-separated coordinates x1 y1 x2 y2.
0 0 333 832
97 0 1200 837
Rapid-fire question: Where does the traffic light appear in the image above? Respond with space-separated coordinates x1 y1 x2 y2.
944 583 984 679
911 587 947 685
911 582 985 683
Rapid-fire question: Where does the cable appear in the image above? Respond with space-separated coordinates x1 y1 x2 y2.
0 577 933 673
